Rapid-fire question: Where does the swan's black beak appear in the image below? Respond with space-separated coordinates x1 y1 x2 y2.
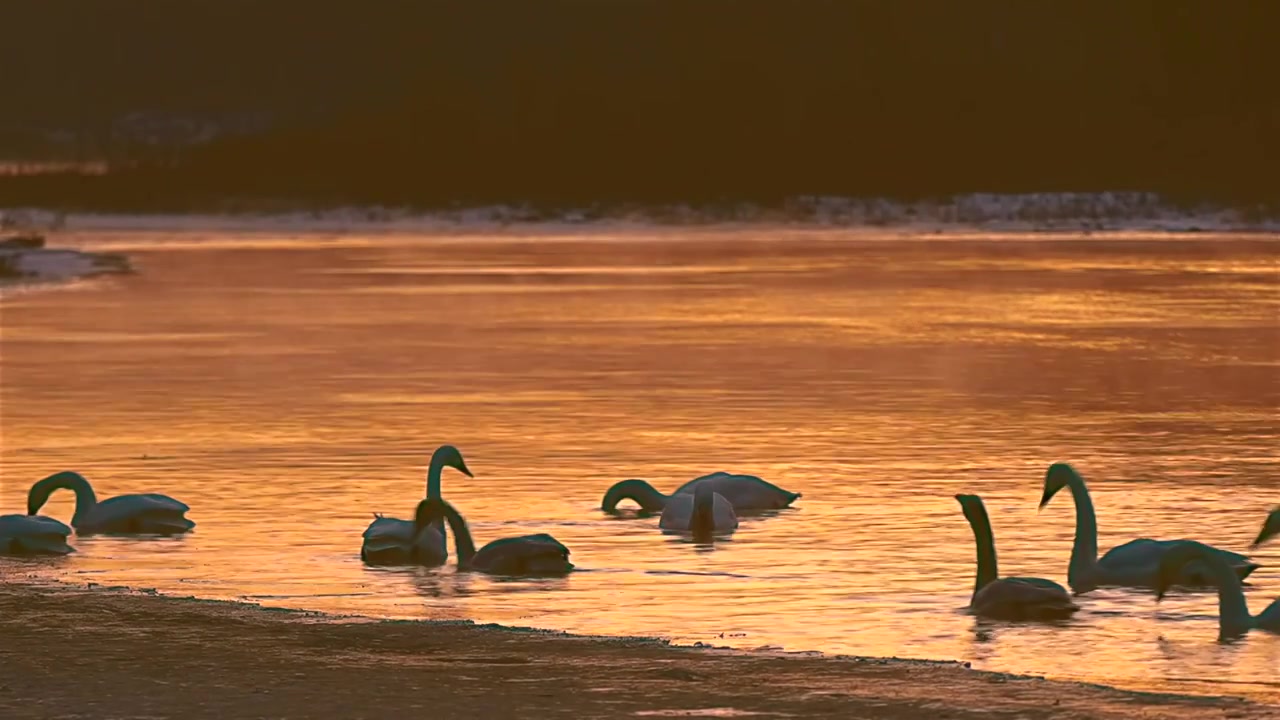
459 462 474 478
1037 488 1053 511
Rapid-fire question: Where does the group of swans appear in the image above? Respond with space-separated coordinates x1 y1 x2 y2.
2 470 195 555
5 452 1273 642
955 462 1277 640
359 445 576 575
360 446 802 575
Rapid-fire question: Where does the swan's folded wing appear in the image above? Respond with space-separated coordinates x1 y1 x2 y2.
477 534 572 568
134 493 191 513
1098 538 1167 568
0 514 72 537
10 532 76 555
1003 576 1070 595
482 534 570 556
673 471 734 495
95 494 192 524
0 514 74 554
975 578 1078 614
361 516 413 541
674 473 798 510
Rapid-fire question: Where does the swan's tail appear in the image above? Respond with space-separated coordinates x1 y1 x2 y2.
1256 598 1280 631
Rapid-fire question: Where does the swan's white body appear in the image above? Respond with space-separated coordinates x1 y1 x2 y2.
415 498 573 576
658 485 738 534
1254 508 1280 548
361 515 446 565
602 471 799 513
27 471 194 535
360 445 471 566
1039 463 1258 594
0 514 75 555
955 494 1078 621
1156 540 1280 640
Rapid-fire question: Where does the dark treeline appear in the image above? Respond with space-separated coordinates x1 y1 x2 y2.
2 1 1277 210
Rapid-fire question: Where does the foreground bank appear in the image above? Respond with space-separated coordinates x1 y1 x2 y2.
0 580 1268 719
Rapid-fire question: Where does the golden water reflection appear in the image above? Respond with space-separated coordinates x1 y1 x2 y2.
1 228 1277 701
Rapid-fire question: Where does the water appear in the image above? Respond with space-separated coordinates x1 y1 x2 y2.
1 226 1277 701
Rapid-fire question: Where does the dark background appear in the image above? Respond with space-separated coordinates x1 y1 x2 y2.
2 0 1276 210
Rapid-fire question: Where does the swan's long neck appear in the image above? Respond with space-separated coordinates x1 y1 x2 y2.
1063 474 1100 588
33 472 98 526
1204 553 1255 638
426 458 445 500
602 480 668 513
423 456 451 543
439 504 477 567
964 506 1000 600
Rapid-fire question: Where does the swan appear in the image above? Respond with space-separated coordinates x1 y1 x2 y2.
601 471 799 513
658 482 738 537
361 444 472 565
27 471 195 535
0 513 75 555
1154 540 1280 640
1253 507 1279 549
954 494 1078 620
1039 463 1258 594
412 497 573 576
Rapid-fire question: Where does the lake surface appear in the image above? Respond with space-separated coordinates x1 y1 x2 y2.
1 225 1277 701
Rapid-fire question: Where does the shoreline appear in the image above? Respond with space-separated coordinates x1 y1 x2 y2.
0 577 1272 719
5 191 1280 236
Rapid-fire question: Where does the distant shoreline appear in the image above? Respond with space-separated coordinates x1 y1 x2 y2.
0 577 1269 718
4 191 1280 236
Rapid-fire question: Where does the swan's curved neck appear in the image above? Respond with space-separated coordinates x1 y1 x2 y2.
602 480 668 513
32 472 98 525
963 506 1000 600
1062 473 1100 588
1205 555 1254 638
439 504 477 567
426 458 445 500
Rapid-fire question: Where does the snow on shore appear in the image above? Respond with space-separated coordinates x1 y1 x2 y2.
0 234 133 287
3 192 1278 236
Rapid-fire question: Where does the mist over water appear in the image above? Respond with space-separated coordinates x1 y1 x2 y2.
2 226 1277 701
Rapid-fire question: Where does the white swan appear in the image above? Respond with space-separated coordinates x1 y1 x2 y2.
602 471 799 513
1039 463 1258 594
1155 540 1280 640
1253 507 1279 548
955 494 1078 620
0 513 75 555
413 497 573 576
27 471 194 535
658 482 738 537
361 444 471 566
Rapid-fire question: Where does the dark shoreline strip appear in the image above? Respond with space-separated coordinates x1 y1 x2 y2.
0 579 1266 719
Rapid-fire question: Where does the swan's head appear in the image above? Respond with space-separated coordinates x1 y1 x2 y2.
1253 507 1280 549
1039 463 1081 510
954 493 987 525
431 445 473 478
601 479 666 513
26 471 88 515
